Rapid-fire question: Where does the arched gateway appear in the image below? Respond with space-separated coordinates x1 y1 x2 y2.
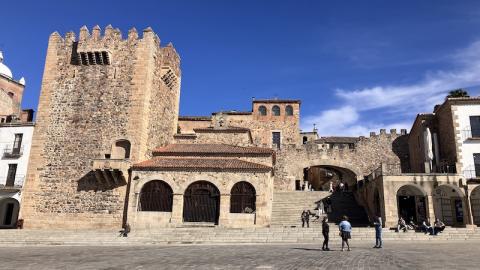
183 181 220 224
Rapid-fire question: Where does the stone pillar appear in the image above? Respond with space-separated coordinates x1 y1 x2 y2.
218 194 230 227
383 186 398 227
170 194 184 225
427 195 435 222
464 191 474 227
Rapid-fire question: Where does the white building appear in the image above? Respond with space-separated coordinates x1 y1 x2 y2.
454 102 480 178
0 51 34 229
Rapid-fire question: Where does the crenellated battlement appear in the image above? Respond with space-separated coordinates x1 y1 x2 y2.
53 25 165 43
364 128 407 139
47 25 181 77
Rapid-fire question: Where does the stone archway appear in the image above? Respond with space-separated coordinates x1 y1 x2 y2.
470 186 480 225
396 184 428 223
433 184 465 226
183 181 220 224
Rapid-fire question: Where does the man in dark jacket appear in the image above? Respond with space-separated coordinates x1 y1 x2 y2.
322 217 330 251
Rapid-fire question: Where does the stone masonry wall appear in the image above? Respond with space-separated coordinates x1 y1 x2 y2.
20 26 180 229
435 104 457 168
274 130 409 191
128 170 274 228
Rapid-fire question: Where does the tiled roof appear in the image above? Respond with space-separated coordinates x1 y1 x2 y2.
178 116 211 121
153 143 274 156
253 99 301 104
133 157 272 172
314 137 358 144
193 126 250 133
212 111 252 115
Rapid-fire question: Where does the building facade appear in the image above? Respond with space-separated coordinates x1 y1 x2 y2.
0 52 34 229
18 25 480 230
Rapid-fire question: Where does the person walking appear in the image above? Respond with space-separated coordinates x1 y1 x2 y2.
373 216 382 248
339 215 352 251
322 217 330 251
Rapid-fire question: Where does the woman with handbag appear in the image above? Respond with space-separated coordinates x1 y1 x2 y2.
338 215 352 251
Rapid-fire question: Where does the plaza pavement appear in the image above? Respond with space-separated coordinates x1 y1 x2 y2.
1 240 478 269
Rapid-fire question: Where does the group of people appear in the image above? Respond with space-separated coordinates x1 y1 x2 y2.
396 217 445 235
301 210 352 251
321 215 352 251
304 213 449 251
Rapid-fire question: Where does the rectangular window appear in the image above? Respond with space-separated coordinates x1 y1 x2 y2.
272 132 281 149
474 153 480 177
6 164 17 186
12 134 23 155
470 116 480 137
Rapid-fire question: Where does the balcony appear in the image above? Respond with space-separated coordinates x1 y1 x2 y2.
461 128 480 141
0 174 25 190
91 159 131 187
3 145 24 159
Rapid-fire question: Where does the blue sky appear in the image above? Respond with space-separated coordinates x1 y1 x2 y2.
2 0 480 136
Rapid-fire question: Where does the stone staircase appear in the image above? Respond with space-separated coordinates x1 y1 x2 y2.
1 227 480 246
326 192 370 226
271 191 330 227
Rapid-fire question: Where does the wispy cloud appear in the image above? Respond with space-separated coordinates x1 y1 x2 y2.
301 40 480 136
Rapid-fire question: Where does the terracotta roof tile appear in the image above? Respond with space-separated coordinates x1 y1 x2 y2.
178 116 211 121
314 137 359 144
133 157 272 172
193 126 250 133
253 99 301 104
153 144 274 157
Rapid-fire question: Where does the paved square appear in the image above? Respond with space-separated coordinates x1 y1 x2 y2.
1 241 479 269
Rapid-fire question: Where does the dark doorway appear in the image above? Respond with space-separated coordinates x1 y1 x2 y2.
183 181 220 224
3 203 14 226
398 196 416 221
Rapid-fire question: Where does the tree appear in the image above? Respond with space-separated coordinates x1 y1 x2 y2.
447 89 469 98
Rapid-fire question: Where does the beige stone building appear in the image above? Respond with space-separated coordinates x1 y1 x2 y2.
17 25 480 230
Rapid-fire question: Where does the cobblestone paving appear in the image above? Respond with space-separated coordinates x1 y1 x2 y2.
1 241 478 270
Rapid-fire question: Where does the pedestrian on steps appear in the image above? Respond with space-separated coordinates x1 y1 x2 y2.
373 216 382 248
339 215 352 251
322 217 330 251
301 210 310 228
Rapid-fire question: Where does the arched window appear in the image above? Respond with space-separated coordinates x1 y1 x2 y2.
230 181 256 213
258 105 267 116
303 136 308 144
286 105 293 116
272 105 280 116
139 180 173 212
111 139 131 159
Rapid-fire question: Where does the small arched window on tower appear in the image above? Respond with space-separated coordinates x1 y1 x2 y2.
286 105 293 116
272 105 280 116
258 105 267 116
111 139 131 159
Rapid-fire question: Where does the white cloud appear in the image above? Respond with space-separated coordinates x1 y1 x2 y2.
301 40 480 136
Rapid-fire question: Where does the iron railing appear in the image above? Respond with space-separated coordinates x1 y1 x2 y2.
0 174 25 189
2 145 24 158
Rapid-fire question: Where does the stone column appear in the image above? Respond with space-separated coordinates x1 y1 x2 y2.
464 190 474 227
170 193 184 225
218 194 230 227
427 195 435 222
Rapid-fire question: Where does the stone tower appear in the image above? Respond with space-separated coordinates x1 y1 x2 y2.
20 25 181 229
